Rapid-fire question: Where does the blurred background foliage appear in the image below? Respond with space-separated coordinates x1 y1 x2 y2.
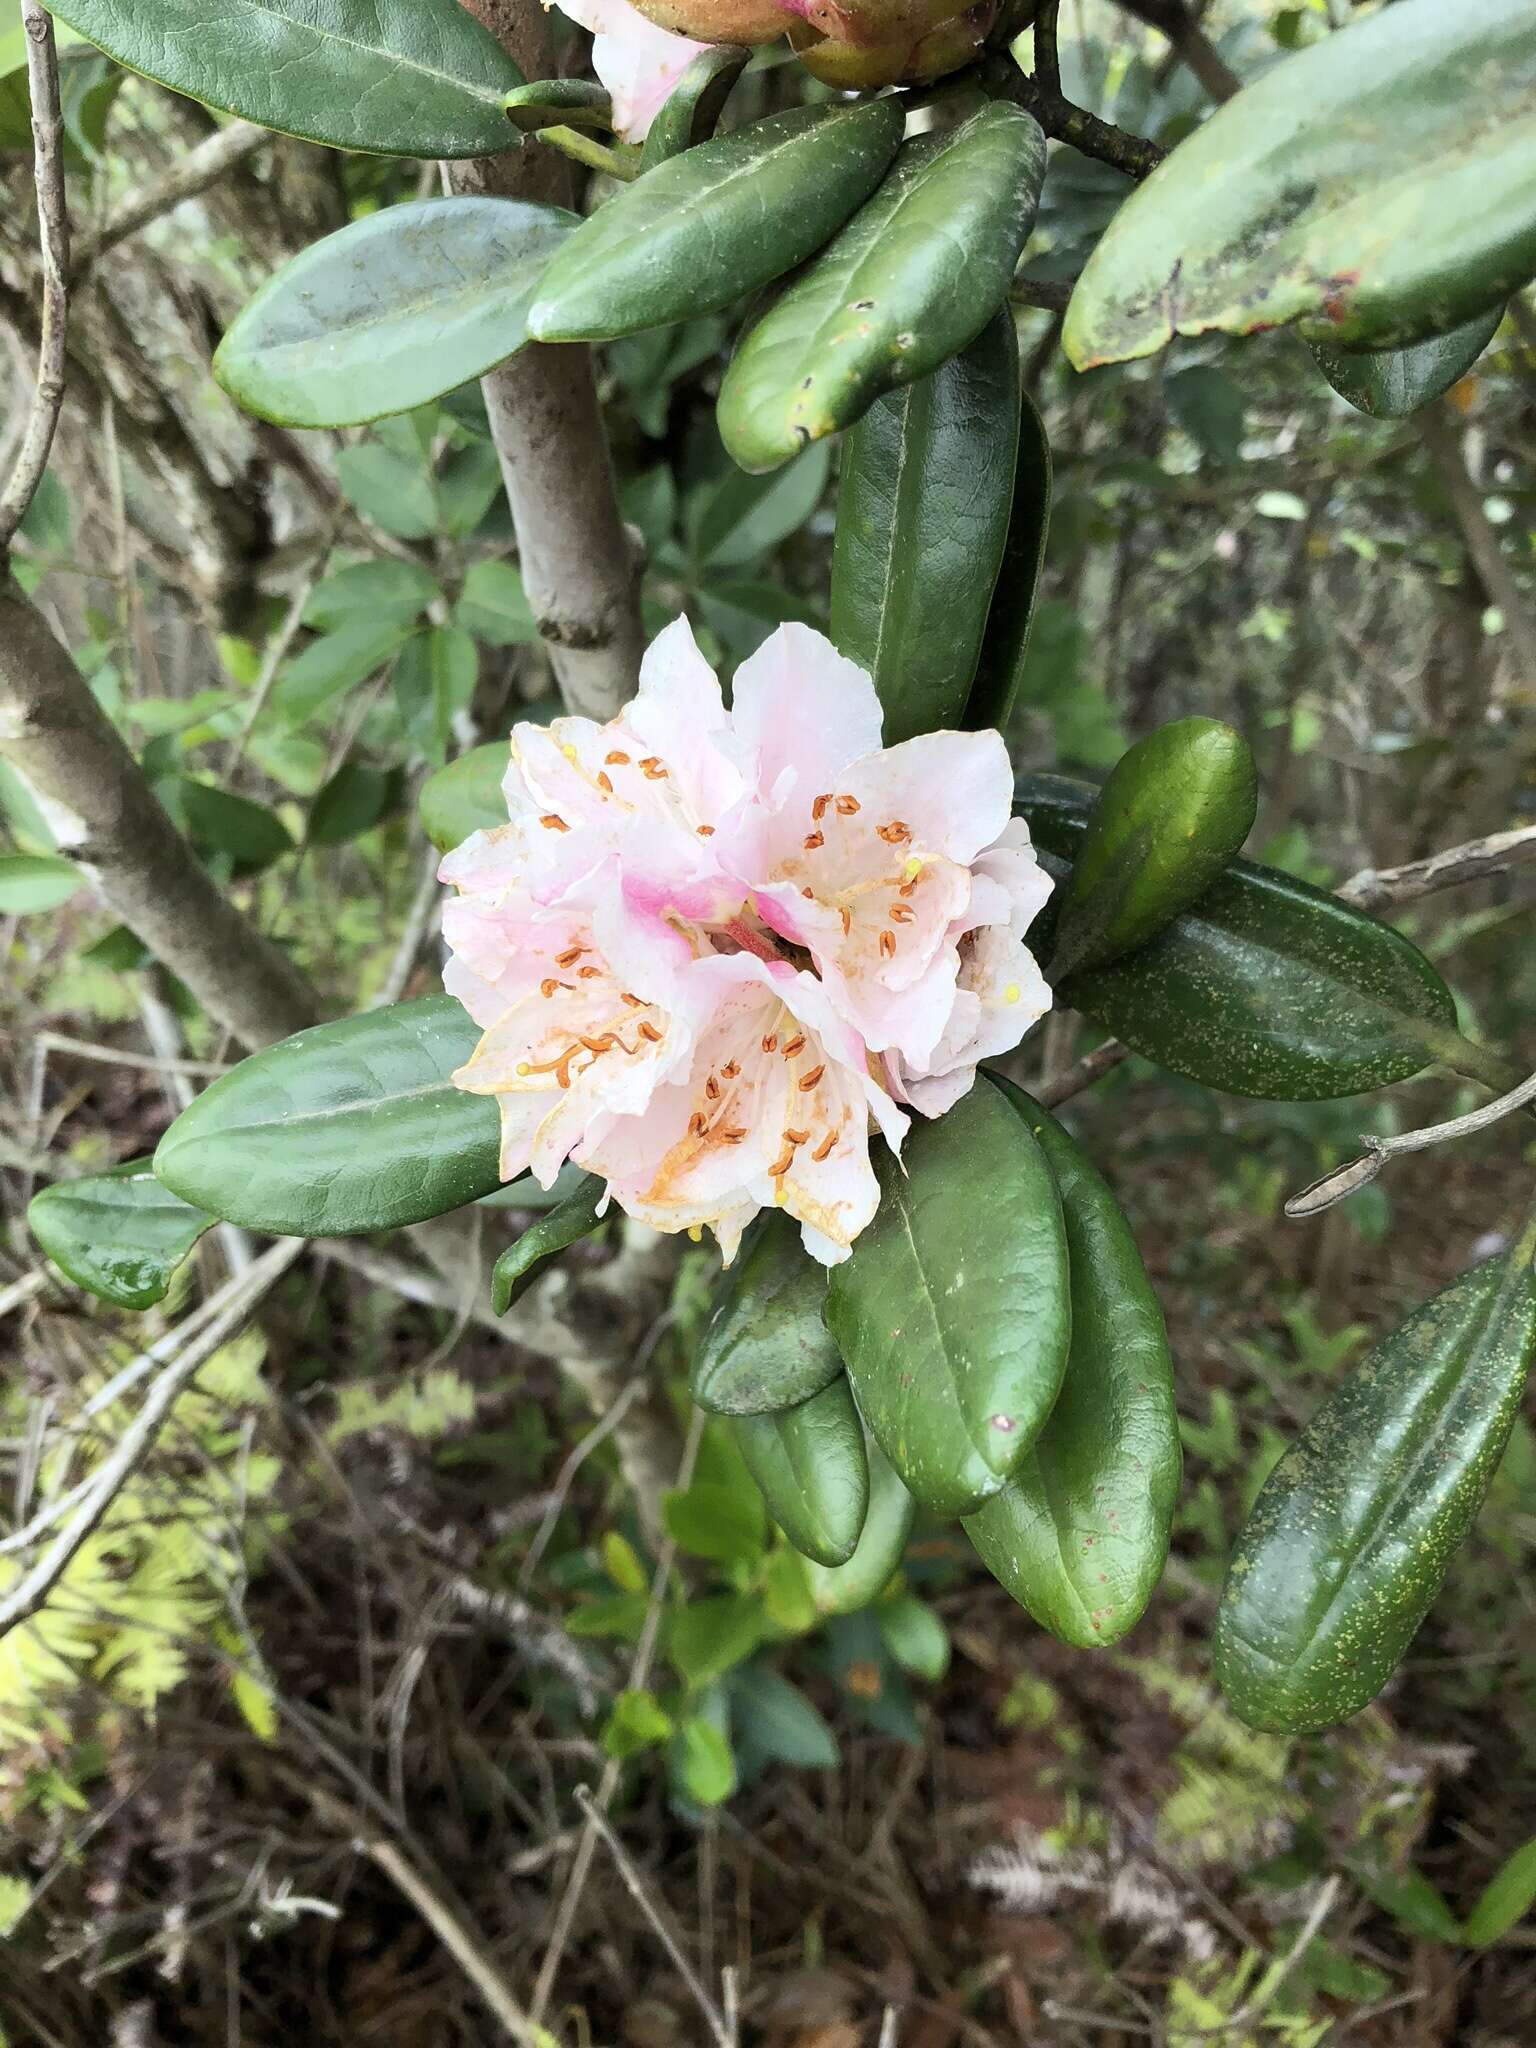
2 1 1535 2042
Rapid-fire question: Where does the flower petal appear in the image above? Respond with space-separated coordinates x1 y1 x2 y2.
550 0 706 141
731 622 884 809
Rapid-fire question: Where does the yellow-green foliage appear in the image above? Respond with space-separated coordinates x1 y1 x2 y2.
0 1328 280 1789
328 1367 476 1443
1121 1654 1303 1867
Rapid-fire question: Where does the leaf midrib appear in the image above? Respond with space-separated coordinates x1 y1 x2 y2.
134 0 508 106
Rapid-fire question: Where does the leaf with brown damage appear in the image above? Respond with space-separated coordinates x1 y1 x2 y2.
1065 0 1536 369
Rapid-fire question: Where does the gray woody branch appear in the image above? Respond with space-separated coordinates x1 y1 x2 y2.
451 0 646 722
0 1 68 553
71 118 271 274
0 580 320 1045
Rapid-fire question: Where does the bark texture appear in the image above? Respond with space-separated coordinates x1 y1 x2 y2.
451 0 645 721
0 581 318 1046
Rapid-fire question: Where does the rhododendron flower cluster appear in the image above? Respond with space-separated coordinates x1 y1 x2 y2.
440 620 1052 1263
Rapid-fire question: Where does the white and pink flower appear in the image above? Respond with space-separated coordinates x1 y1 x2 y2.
440 618 1053 1263
548 0 711 142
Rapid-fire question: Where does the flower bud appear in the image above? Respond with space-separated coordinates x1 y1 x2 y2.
627 0 793 41
787 0 994 89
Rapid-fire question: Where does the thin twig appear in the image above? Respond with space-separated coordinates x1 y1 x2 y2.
1013 276 1075 314
36 1031 231 1078
516 1375 647 1593
1116 0 1241 103
224 519 342 775
0 1269 49 1319
0 0 70 552
373 841 443 1009
1033 0 1061 97
531 1405 706 2024
299 1781 556 2048
574 1786 734 2048
1037 1038 1130 1105
998 57 1167 180
71 119 269 274
1286 1065 1536 1218
0 1241 300 1639
1338 822 1536 912
1185 1877 1341 2038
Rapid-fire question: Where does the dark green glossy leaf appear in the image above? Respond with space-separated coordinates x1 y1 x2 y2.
732 1376 869 1568
392 626 478 767
826 1081 1070 1517
964 392 1051 734
154 996 500 1235
215 198 577 428
719 105 1046 473
805 1438 914 1616
830 310 1020 745
490 1173 605 1312
418 740 508 853
527 100 904 344
308 762 405 847
49 0 525 157
29 1160 214 1310
504 78 611 135
640 44 749 170
179 779 293 872
1214 1239 1536 1733
1017 783 1458 1100
1052 718 1258 977
0 852 83 912
1065 0 1536 366
965 1086 1180 1647
690 439 831 572
1313 302 1505 420
692 1211 843 1416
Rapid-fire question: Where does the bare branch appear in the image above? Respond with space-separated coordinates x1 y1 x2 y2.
1116 0 1241 104
71 119 270 274
1338 821 1536 912
996 56 1168 181
0 582 319 1046
1286 1066 1536 1219
1036 1038 1130 1105
0 0 70 552
301 1782 557 2048
36 1031 232 1078
1033 0 1062 98
0 1241 301 1641
574 1785 735 2048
